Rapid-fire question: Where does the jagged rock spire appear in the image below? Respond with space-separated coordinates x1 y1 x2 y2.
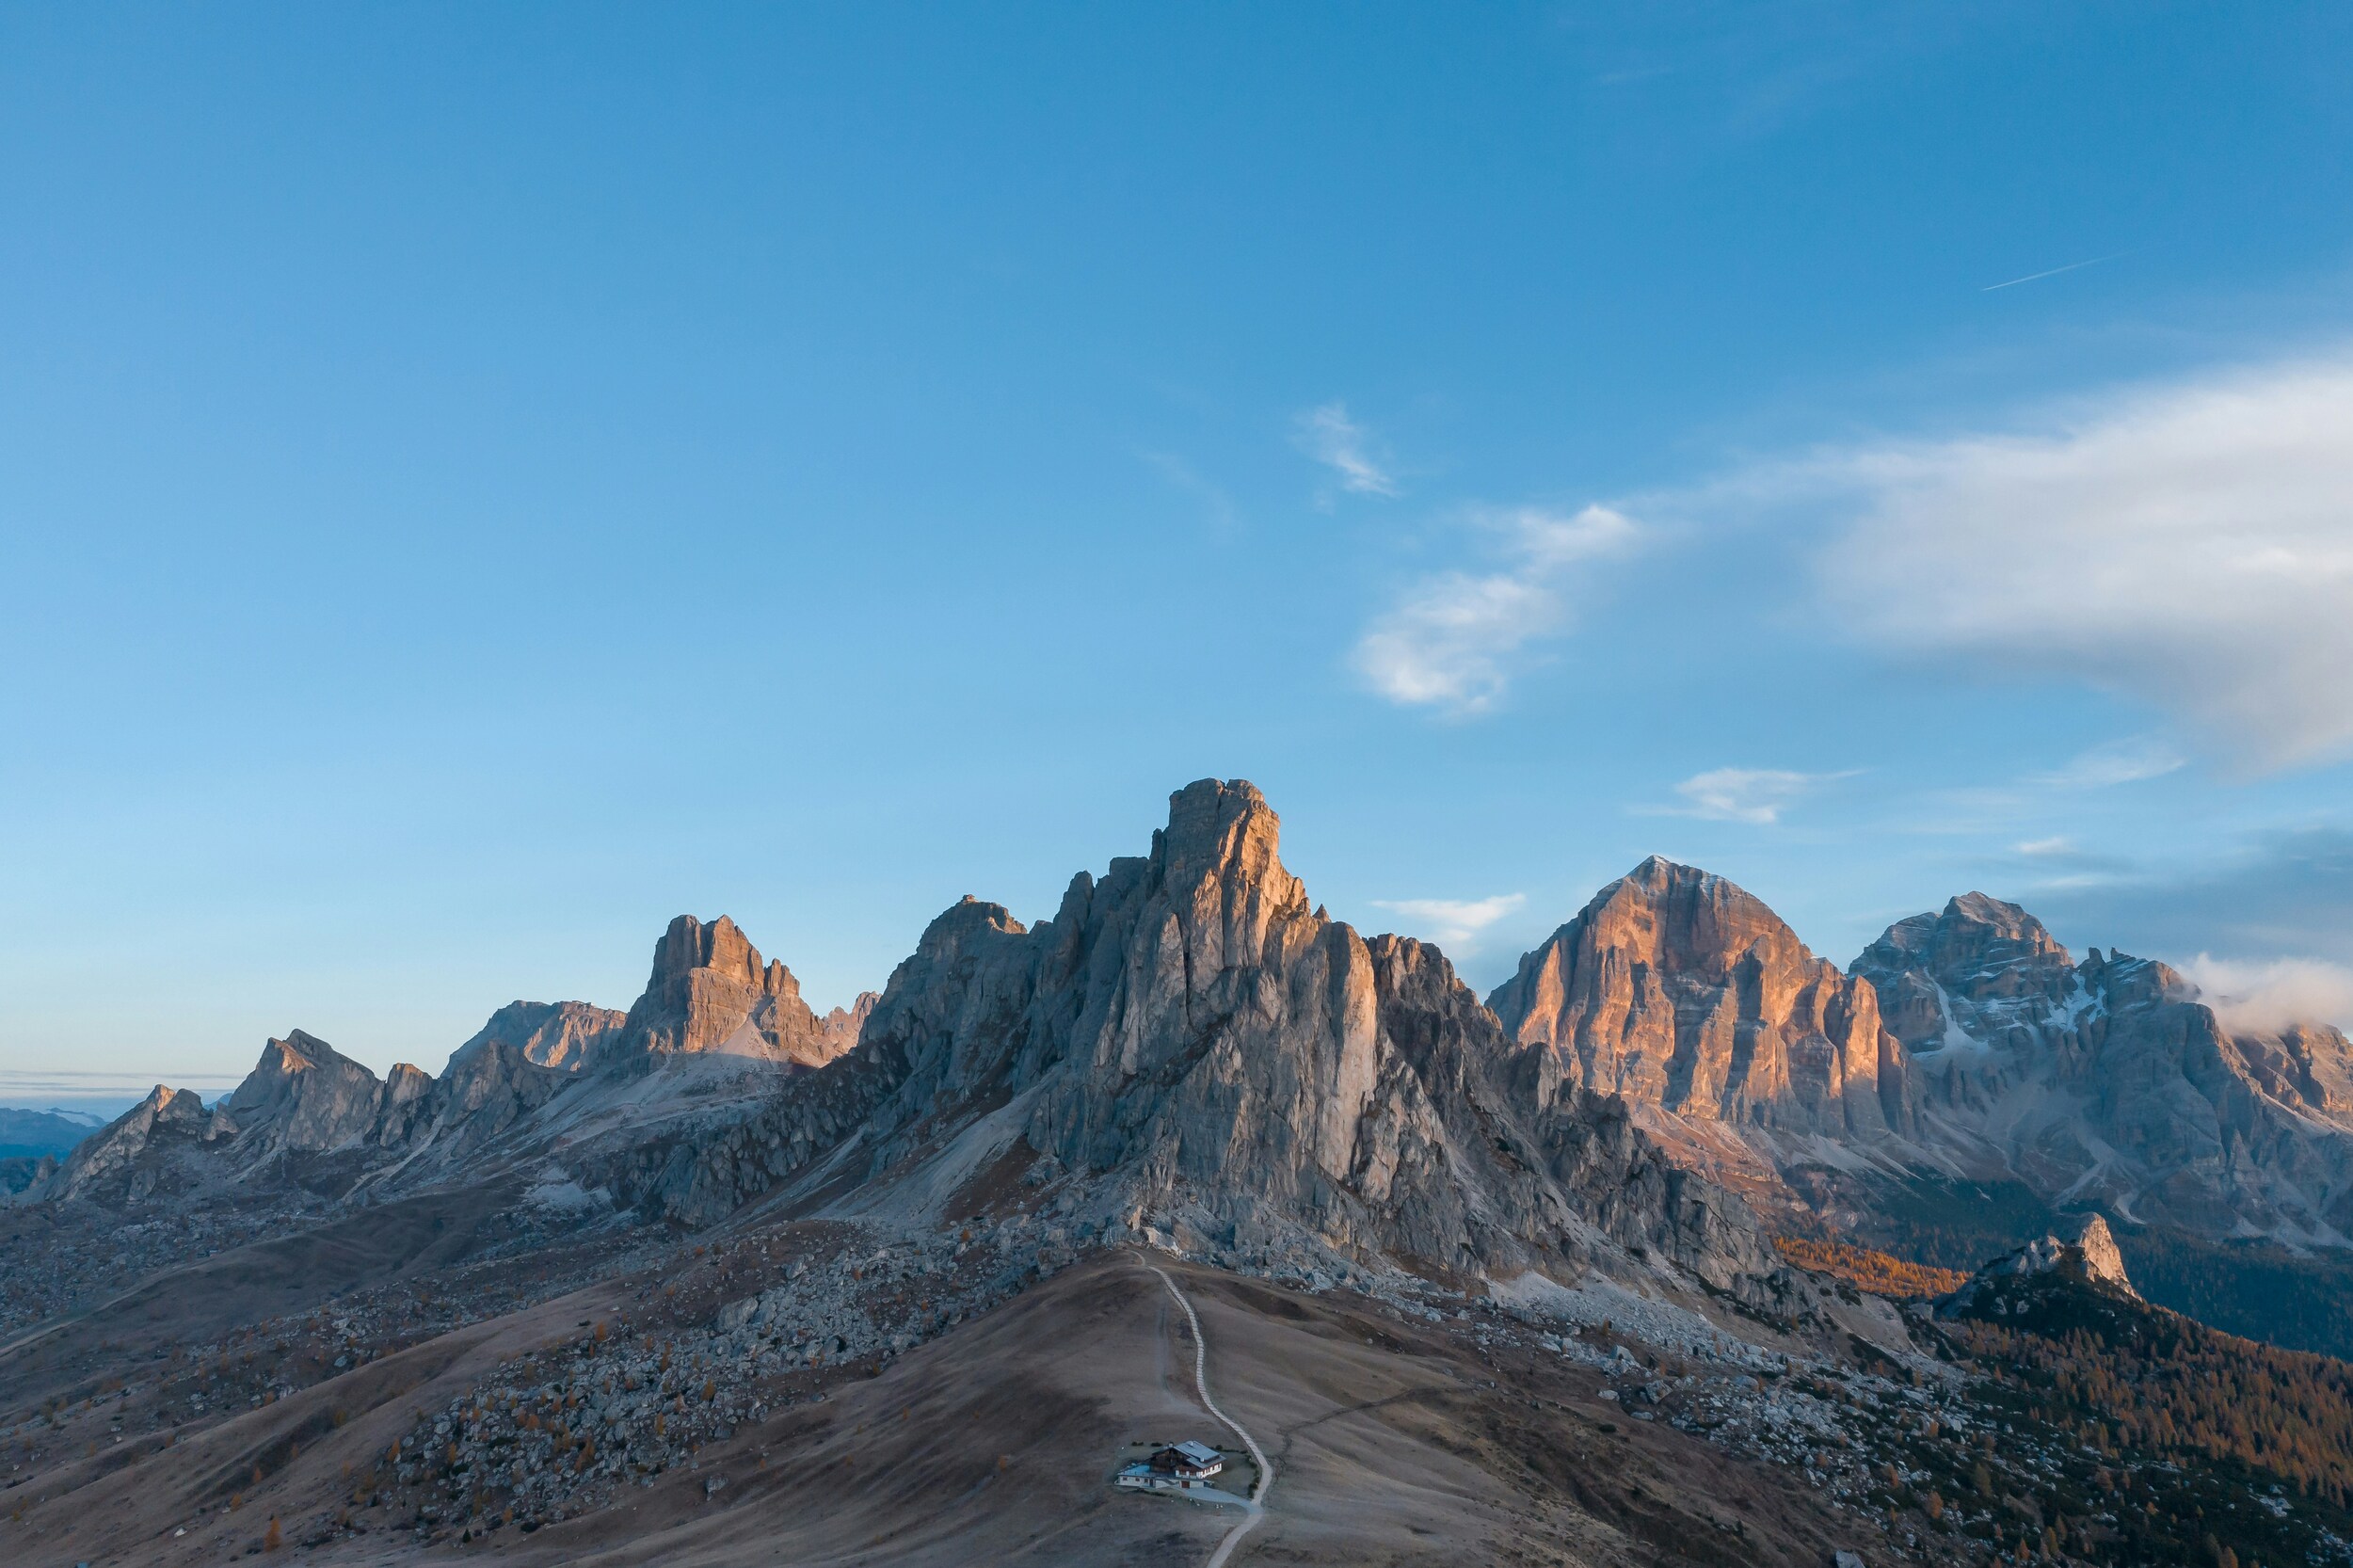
604 915 861 1070
640 778 1791 1298
223 1030 424 1154
1943 1213 2138 1317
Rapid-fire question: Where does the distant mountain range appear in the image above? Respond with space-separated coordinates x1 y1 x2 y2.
0 1105 101 1160
24 780 1785 1316
25 776 2353 1348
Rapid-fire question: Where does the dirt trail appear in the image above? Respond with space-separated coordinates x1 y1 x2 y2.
1144 1258 1272 1566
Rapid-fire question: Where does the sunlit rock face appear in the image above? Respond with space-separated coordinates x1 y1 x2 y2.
625 779 1795 1304
604 915 864 1071
1477 870 2353 1250
1942 1212 2140 1318
22 916 870 1209
1487 857 1916 1141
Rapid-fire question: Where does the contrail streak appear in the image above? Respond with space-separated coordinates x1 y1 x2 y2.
1981 250 2133 292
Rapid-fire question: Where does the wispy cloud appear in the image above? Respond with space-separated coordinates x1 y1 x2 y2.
1641 766 1855 824
2033 736 2185 790
1139 450 1239 534
2005 836 2136 890
1295 402 1398 498
1806 352 2353 771
1353 504 1639 713
1369 893 1528 952
2176 952 2353 1034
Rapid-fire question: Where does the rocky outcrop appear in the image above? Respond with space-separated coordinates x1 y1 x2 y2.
1942 1213 2137 1317
2227 1018 2353 1118
27 1085 238 1205
451 1001 624 1071
817 992 877 1058
412 1038 577 1160
604 917 862 1071
1851 893 2353 1244
1488 857 1915 1141
223 1031 431 1157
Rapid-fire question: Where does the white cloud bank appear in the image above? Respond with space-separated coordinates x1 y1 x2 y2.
1295 403 1398 497
2176 952 2353 1034
1369 893 1528 952
1640 766 1853 824
1353 504 1639 713
1814 353 2353 771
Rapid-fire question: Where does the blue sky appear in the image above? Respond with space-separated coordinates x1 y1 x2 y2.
7 3 2353 1100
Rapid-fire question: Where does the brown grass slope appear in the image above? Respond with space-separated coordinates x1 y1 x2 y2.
3 1237 1902 1568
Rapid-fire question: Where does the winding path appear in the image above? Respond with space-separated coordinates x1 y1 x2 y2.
1143 1259 1274 1568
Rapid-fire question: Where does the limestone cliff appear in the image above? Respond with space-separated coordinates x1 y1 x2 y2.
1487 857 1915 1141
603 916 861 1071
1942 1213 2139 1318
224 1031 429 1156
613 781 1792 1302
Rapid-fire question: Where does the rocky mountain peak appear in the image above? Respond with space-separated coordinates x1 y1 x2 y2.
28 1082 240 1203
1598 854 1739 922
1850 893 2080 1057
605 915 854 1071
1858 891 2067 982
2078 947 2192 1009
137 1083 205 1123
227 1030 378 1118
1159 777 1291 883
635 779 1789 1302
1942 890 2063 947
1945 1213 2138 1316
450 1000 625 1072
1849 902 2353 1243
247 1027 344 1077
649 915 776 992
221 1030 425 1156
1487 858 1912 1140
1624 852 1707 890
1148 778 1311 981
